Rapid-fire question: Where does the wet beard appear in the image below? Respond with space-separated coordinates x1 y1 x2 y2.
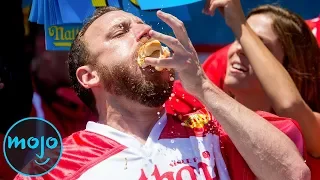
98 63 174 108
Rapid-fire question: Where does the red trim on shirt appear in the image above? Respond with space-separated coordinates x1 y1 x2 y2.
14 131 126 180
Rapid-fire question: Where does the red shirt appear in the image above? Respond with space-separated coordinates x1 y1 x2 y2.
15 109 304 180
202 45 230 89
306 16 320 45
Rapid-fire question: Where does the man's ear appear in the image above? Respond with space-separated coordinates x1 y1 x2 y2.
76 66 100 89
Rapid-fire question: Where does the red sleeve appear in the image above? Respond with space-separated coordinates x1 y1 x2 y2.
165 45 230 115
14 131 126 180
217 111 305 180
258 111 320 180
306 154 320 180
202 45 230 89
306 16 320 45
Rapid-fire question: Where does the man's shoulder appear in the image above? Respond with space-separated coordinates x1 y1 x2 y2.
14 130 126 180
62 128 124 148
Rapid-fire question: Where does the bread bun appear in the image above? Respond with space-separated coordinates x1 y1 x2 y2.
137 39 170 71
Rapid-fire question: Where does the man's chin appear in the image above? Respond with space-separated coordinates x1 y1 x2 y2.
136 81 173 108
142 68 174 84
137 92 172 108
101 62 174 108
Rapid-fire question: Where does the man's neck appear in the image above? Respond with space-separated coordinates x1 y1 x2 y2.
233 90 272 112
98 96 165 144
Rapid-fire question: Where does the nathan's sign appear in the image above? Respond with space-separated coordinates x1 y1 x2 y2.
45 24 82 51
131 0 201 10
44 24 175 51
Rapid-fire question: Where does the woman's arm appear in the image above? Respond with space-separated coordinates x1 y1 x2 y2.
231 17 320 158
203 0 320 159
204 0 320 158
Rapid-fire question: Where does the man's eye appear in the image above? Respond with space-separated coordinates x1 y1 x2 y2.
114 31 125 37
114 24 129 37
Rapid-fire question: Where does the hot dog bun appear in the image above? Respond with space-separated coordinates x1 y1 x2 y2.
137 39 170 71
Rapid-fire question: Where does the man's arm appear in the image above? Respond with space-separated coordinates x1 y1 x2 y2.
145 10 310 180
197 78 310 180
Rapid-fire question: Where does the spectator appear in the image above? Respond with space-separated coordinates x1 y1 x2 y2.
167 14 320 115
30 28 97 138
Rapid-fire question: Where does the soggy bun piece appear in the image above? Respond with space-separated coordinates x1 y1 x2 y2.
137 39 171 71
139 40 161 57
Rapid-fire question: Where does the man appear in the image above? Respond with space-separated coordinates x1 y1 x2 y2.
16 3 309 180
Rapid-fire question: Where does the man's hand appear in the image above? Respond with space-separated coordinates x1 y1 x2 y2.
203 0 246 32
144 11 207 97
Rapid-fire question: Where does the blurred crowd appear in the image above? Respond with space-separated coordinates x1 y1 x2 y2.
0 0 319 179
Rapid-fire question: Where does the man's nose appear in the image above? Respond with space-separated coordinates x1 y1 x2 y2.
132 23 152 41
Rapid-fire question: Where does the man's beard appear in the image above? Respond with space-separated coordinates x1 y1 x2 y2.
97 62 174 108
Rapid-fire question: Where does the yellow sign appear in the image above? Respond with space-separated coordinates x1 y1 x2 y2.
46 25 81 49
130 0 139 6
92 0 107 7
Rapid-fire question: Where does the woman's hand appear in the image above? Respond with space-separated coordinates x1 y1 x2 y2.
203 0 246 33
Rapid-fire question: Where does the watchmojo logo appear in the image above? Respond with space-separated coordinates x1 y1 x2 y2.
3 117 63 177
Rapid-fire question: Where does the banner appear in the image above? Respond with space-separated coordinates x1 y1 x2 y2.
28 0 320 51
122 0 191 22
136 0 201 10
44 24 82 51
28 0 193 50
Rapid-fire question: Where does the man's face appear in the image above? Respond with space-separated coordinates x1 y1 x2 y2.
83 10 174 107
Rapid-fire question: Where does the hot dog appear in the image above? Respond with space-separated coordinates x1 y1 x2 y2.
137 39 171 71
